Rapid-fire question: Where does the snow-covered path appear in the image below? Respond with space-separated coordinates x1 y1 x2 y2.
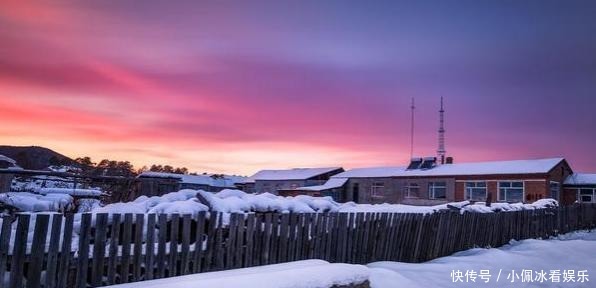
368 230 596 288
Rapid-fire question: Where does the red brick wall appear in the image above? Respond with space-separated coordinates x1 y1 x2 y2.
454 176 550 203
562 188 577 205
487 182 498 202
524 181 548 202
455 182 464 200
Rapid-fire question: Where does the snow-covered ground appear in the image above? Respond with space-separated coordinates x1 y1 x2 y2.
368 230 596 288
99 231 596 288
102 260 369 288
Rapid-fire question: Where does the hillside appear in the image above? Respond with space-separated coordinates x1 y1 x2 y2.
0 145 76 170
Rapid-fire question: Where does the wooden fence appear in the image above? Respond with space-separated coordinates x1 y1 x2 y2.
0 203 595 288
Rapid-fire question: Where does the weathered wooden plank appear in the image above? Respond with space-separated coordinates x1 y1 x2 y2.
180 214 191 275
192 212 205 273
9 214 30 288
0 215 14 287
76 213 92 288
156 214 168 278
323 213 334 262
226 214 238 269
288 214 298 261
145 214 156 280
336 213 347 263
203 212 217 272
26 214 50 288
382 213 395 261
359 213 370 263
244 213 255 267
366 213 379 263
168 214 180 276
294 213 304 261
215 214 225 271
119 214 134 283
269 213 279 264
278 213 289 263
312 213 325 260
262 213 273 264
91 213 108 287
234 213 245 268
44 215 62 288
304 213 313 259
133 214 145 281
56 214 74 288
353 213 365 263
107 214 121 284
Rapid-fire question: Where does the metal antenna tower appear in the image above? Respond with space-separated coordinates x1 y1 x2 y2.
437 96 446 164
410 98 415 159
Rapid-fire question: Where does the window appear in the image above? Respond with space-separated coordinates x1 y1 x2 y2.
428 182 447 199
404 183 420 198
371 182 385 197
498 181 524 202
578 188 596 203
549 182 560 200
465 182 487 201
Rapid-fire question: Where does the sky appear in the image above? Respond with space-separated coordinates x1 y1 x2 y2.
0 0 595 175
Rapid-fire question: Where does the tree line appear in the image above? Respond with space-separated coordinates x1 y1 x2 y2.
73 157 192 177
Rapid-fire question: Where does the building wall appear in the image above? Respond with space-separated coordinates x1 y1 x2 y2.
254 180 306 194
0 174 13 192
454 176 550 203
344 177 456 205
346 172 566 205
254 179 328 194
562 187 578 204
135 178 181 198
344 177 397 204
398 177 456 205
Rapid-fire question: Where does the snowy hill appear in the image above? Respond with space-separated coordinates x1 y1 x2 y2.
0 145 77 170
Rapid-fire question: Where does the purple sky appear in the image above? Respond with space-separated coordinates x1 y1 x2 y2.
0 0 595 174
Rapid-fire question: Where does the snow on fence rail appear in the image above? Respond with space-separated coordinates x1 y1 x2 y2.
0 204 595 288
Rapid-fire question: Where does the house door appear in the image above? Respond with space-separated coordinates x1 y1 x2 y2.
352 183 360 203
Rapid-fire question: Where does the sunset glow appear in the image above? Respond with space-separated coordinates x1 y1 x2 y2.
1 1 595 175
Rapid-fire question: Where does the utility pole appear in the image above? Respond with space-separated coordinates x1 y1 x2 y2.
437 96 446 164
410 98 415 159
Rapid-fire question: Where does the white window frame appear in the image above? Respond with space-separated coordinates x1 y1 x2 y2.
371 182 385 197
498 181 525 202
577 188 596 203
465 181 487 201
404 182 420 198
428 182 447 199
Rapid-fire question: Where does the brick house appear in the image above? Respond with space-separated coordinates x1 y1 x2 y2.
332 157 575 205
242 167 344 195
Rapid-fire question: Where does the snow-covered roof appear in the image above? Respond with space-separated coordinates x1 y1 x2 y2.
36 188 104 197
0 154 16 165
246 167 343 182
138 172 246 188
564 173 596 185
295 178 349 191
333 158 565 178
